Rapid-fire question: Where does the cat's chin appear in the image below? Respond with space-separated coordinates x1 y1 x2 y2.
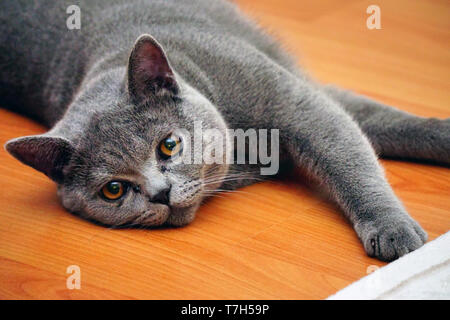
165 203 200 227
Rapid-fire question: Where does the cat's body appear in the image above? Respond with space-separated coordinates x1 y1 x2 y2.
1 0 296 127
1 0 449 261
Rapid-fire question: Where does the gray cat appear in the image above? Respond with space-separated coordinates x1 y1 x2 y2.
1 0 448 262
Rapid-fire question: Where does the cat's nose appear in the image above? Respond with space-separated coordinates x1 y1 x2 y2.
150 186 171 205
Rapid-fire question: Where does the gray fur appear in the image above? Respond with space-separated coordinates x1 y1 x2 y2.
1 0 448 261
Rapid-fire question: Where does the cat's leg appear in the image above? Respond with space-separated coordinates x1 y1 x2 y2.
272 85 427 261
323 85 450 165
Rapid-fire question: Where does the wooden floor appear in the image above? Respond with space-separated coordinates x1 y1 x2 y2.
0 0 449 299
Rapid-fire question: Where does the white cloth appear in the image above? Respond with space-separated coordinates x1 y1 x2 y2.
328 231 450 300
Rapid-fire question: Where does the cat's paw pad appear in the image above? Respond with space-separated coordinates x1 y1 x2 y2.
358 217 427 262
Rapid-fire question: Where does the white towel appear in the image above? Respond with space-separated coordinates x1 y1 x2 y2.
328 231 450 300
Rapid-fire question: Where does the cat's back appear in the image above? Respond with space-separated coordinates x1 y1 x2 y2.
0 0 297 125
0 0 94 123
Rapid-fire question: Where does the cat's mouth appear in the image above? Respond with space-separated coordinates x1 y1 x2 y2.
128 203 171 227
131 202 198 227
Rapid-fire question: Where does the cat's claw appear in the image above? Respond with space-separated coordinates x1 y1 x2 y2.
357 216 427 262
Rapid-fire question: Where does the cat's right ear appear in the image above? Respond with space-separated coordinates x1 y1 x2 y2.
127 34 179 104
5 135 75 184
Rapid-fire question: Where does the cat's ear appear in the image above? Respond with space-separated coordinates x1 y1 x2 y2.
5 135 75 183
127 34 179 103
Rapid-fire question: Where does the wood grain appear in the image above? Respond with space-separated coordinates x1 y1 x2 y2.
0 0 449 299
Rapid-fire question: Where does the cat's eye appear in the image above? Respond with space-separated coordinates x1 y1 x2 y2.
101 181 126 200
158 135 182 159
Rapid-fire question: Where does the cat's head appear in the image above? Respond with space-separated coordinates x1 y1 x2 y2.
5 34 230 227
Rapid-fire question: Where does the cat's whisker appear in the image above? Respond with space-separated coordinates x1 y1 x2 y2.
201 176 263 186
201 192 227 199
201 188 253 196
202 172 263 181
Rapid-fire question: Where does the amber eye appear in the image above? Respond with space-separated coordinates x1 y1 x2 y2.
158 135 182 159
101 181 126 200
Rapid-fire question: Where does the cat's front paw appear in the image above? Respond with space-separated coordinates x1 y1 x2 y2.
356 215 428 262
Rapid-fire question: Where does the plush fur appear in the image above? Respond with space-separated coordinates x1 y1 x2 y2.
1 0 449 261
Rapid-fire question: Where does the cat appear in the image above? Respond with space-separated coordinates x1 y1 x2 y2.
1 0 449 262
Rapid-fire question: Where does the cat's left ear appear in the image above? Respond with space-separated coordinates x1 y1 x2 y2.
127 34 179 103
